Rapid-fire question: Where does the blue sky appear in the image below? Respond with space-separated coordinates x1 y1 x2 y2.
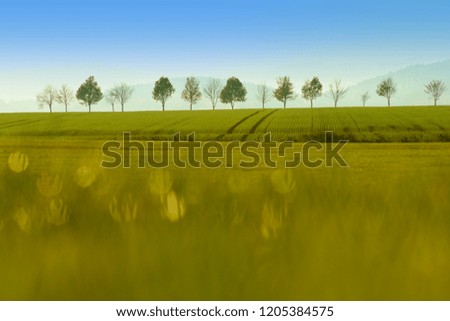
1 0 450 101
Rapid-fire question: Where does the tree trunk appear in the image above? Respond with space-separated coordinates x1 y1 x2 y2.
49 104 52 113
434 99 437 106
231 101 234 110
112 103 115 112
190 102 192 111
162 102 165 111
310 100 313 108
89 103 91 112
283 99 286 109
65 103 68 112
262 101 265 109
335 101 337 108
388 98 390 107
121 103 124 112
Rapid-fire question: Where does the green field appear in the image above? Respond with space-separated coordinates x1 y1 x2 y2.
1 106 449 142
0 107 450 300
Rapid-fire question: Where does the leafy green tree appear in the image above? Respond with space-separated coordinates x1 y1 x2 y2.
376 77 396 107
37 85 58 113
301 77 323 108
76 76 103 112
220 77 247 109
181 77 202 110
112 83 134 112
424 80 446 106
273 76 295 108
153 77 175 111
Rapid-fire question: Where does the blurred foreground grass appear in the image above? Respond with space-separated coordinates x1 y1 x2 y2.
0 139 449 300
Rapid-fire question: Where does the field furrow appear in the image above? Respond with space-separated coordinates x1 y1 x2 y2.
0 107 449 142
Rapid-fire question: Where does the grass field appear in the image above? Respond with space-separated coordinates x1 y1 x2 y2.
0 107 449 300
0 106 449 142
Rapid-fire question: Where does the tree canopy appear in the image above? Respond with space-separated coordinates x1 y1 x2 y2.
301 77 323 108
152 77 175 111
273 76 295 108
220 77 247 109
376 77 397 107
181 77 202 110
76 76 103 112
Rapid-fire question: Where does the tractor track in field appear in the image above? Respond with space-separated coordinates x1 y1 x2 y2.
0 119 43 130
215 110 261 140
241 109 279 141
348 113 365 139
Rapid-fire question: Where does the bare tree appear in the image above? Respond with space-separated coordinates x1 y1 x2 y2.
181 77 202 110
329 80 348 108
256 83 272 108
56 84 74 112
105 90 117 112
376 77 397 107
361 91 370 107
37 85 58 113
424 80 446 106
112 83 134 112
203 78 222 110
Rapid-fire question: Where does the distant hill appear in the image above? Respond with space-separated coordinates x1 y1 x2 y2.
1 60 449 112
338 59 450 107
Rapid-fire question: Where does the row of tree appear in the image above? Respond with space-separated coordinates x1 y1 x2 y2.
36 76 447 112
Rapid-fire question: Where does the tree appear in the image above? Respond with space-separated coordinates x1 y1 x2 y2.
76 76 103 112
203 78 222 110
105 90 117 112
181 77 202 110
376 77 396 107
112 83 134 112
301 77 323 108
424 80 446 106
37 85 58 113
220 77 247 109
56 84 74 112
329 80 348 108
152 77 175 111
256 83 273 109
273 77 295 108
361 91 370 107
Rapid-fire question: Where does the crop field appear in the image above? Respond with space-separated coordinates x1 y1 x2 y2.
0 107 449 300
0 106 449 142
